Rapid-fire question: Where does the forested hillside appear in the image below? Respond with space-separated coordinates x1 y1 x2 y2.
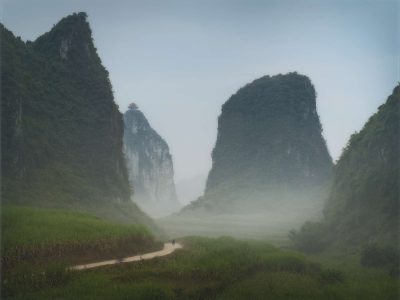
1 13 155 227
325 85 399 245
291 85 399 251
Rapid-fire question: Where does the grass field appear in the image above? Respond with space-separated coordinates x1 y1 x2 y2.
3 233 399 300
2 206 154 248
1 205 162 298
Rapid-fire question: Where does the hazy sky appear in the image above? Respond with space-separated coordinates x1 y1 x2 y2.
2 0 398 182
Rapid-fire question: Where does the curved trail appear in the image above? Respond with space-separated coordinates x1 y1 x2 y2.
70 242 182 271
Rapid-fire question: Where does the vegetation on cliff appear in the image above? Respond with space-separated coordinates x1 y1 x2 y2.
184 73 332 214
1 13 155 227
291 85 399 254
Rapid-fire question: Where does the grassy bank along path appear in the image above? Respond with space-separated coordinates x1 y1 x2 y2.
70 242 183 271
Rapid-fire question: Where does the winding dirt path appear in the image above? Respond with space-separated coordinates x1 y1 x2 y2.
70 242 182 271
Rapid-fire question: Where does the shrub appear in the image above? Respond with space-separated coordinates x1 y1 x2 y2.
289 221 328 253
360 243 399 269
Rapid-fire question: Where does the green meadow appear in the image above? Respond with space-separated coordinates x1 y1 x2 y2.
2 209 398 300
1 205 160 298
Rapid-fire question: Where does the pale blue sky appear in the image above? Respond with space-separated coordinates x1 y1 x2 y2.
2 0 398 181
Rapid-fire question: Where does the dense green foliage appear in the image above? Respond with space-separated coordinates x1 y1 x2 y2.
360 243 399 276
185 73 332 213
1 14 157 227
291 85 399 251
324 85 399 244
4 236 398 299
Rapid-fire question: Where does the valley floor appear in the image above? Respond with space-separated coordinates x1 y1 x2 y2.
2 206 399 300
159 210 322 244
3 237 399 300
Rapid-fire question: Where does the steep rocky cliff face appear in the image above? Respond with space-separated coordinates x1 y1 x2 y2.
124 104 180 217
1 13 157 229
185 73 333 213
323 85 399 246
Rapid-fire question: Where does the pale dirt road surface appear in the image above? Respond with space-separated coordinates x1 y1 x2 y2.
70 242 182 271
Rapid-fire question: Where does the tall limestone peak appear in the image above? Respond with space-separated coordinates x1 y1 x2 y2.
34 12 97 63
187 73 332 214
124 104 181 217
1 15 158 232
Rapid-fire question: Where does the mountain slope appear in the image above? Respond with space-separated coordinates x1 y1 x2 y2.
123 104 180 217
324 85 399 246
1 13 156 229
290 85 399 252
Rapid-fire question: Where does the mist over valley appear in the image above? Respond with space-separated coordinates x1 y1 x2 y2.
1 2 398 299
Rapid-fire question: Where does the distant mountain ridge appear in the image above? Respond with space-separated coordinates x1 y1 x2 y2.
1 13 157 230
123 104 181 217
184 73 333 214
